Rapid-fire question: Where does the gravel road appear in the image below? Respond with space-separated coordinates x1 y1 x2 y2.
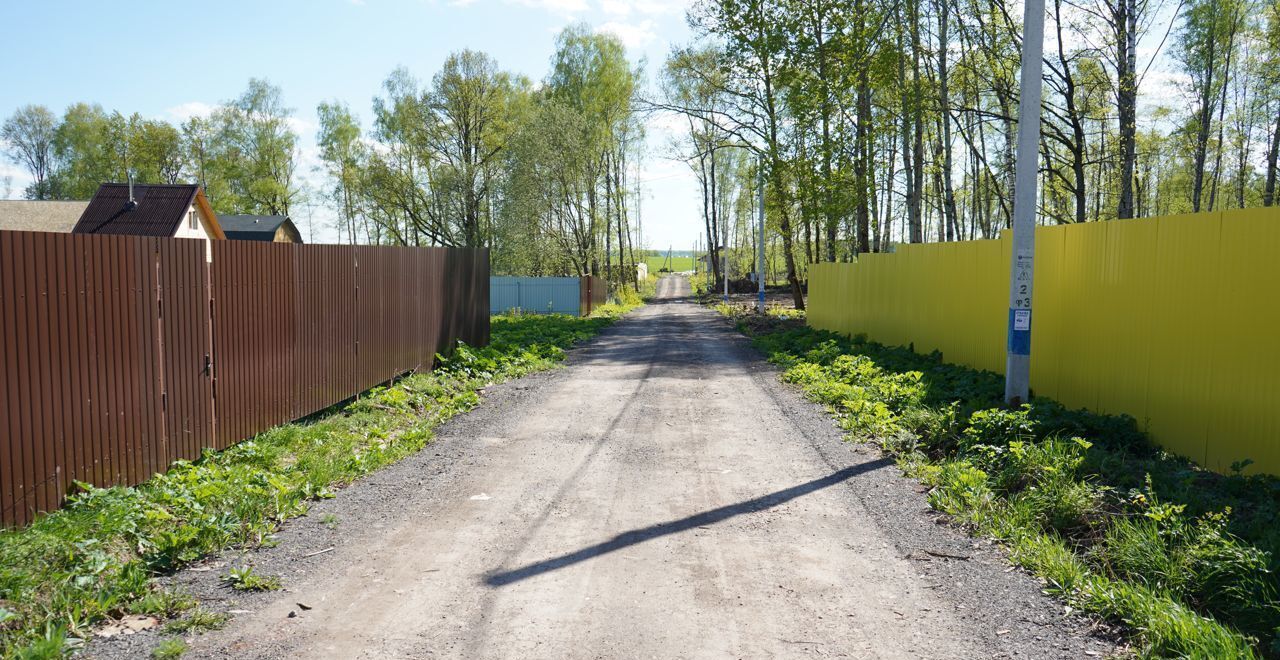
92 275 1118 659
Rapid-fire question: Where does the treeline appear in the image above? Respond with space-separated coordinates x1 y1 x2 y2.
1 25 644 285
2 80 297 217
659 0 1280 308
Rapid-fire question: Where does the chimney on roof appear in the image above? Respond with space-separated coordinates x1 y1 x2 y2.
125 173 137 211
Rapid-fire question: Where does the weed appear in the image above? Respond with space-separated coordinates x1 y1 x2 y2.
11 624 77 660
220 567 276 594
162 608 229 635
127 588 195 618
318 513 339 529
151 638 187 659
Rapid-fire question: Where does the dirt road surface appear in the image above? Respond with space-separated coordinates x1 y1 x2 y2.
121 276 1114 659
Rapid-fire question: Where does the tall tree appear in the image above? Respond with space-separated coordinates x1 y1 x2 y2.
426 50 514 248
0 105 57 199
1261 1 1280 205
213 79 299 216
1178 0 1244 212
687 0 806 308
316 101 366 245
50 103 115 199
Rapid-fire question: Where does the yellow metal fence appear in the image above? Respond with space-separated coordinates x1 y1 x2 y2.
808 208 1280 475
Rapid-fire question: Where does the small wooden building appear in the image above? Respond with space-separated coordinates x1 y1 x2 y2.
219 215 303 243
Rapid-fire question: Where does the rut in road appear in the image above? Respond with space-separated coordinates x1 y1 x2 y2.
177 276 1115 659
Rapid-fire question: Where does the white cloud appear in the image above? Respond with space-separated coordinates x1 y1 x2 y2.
1137 68 1190 125
600 0 633 15
286 116 320 136
600 0 687 15
511 0 588 16
647 111 687 138
597 19 657 49
0 162 30 200
165 101 217 122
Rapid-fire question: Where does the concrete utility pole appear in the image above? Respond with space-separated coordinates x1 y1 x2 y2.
1004 0 1047 406
722 247 729 304
757 159 766 313
723 200 730 304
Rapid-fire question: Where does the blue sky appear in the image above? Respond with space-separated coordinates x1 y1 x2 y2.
0 0 702 249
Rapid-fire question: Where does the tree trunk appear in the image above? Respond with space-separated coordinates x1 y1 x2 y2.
910 0 925 242
1265 110 1280 206
936 0 959 239
1191 32 1219 212
1115 0 1138 219
856 68 873 253
899 1 923 243
1208 9 1240 213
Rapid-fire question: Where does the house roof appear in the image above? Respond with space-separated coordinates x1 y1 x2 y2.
0 200 90 233
72 183 226 239
219 215 292 241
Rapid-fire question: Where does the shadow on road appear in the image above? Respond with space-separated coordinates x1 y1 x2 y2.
482 457 894 587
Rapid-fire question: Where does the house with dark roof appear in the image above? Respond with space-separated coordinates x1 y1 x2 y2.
219 215 303 243
0 200 90 233
72 183 225 261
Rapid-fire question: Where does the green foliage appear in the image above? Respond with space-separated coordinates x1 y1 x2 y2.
127 588 195 619
0 307 637 656
222 566 281 592
151 638 187 660
734 317 1280 657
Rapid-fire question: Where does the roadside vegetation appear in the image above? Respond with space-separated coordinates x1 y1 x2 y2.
0 303 639 658
718 307 1280 659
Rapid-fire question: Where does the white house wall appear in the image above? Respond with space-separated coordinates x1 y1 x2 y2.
171 202 217 262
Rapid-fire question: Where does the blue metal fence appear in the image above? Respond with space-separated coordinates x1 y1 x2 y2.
490 276 582 315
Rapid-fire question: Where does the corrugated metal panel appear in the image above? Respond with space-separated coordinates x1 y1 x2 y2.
1 231 489 526
294 245 358 416
0 232 164 525
490 276 582 315
580 276 607 317
212 241 299 446
158 238 215 463
807 208 1280 476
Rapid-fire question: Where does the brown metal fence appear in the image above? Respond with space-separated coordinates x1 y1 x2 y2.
579 275 607 317
1 231 488 526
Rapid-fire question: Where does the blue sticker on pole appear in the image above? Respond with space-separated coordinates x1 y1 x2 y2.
1008 308 1032 355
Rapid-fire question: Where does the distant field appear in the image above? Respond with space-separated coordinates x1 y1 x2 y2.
643 255 696 273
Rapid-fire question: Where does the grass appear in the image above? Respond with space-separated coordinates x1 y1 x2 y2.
161 608 228 635
643 254 695 273
150 638 186 659
0 303 640 658
716 307 1280 659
